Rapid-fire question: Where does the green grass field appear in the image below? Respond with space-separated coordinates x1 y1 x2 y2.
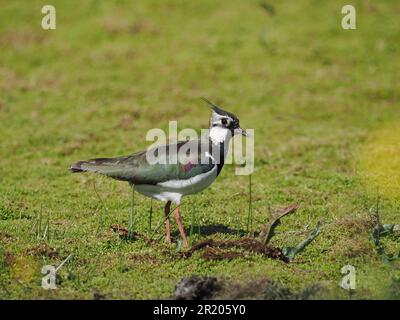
1 0 400 299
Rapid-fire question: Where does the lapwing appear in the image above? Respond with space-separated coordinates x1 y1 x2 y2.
70 99 247 247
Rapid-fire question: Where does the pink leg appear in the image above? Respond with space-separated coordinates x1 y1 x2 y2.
165 201 171 244
174 206 189 248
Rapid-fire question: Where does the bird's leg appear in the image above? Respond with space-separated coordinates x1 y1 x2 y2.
165 201 171 244
174 206 189 248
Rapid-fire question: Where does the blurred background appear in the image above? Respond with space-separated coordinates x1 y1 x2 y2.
0 0 399 299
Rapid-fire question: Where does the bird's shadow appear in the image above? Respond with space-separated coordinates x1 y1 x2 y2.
171 223 247 237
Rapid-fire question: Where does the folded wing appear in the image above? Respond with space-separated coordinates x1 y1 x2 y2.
70 140 215 185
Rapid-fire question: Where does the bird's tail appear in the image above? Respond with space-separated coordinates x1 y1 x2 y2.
70 158 113 173
69 157 134 182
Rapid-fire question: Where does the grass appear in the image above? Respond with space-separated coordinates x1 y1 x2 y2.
0 0 400 299
129 186 135 235
148 199 153 237
247 174 253 236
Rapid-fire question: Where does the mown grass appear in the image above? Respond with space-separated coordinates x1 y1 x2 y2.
0 0 400 299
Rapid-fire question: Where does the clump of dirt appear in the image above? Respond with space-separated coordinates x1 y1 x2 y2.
93 289 106 300
173 275 222 300
27 243 58 259
218 278 275 300
202 247 245 260
172 275 326 300
181 238 289 262
110 224 130 237
225 279 295 300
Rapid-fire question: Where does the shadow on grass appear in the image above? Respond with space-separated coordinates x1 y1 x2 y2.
172 224 246 237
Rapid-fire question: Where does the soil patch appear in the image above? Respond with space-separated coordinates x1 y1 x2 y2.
181 238 289 262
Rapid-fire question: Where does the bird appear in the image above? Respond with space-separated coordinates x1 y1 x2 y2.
70 99 247 247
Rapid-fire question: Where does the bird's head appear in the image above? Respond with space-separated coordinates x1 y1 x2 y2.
202 98 247 142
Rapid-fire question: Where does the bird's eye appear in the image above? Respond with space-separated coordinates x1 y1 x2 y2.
221 118 228 125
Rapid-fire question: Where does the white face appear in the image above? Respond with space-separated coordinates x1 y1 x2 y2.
208 108 246 144
209 111 234 144
209 125 232 144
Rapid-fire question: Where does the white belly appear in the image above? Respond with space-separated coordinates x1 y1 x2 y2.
135 166 218 204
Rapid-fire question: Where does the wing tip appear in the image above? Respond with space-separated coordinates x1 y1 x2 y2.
69 161 84 173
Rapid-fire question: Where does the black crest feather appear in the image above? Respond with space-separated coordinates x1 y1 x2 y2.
201 97 238 121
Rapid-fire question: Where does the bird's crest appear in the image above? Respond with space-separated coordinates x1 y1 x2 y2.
201 97 238 121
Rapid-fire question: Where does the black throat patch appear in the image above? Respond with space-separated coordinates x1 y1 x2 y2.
212 140 226 176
